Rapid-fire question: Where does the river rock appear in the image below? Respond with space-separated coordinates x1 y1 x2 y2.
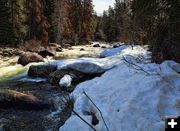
56 47 63 52
62 62 105 74
80 48 85 51
48 43 61 47
18 52 44 66
112 42 124 48
92 43 100 47
38 49 55 58
101 46 107 48
28 64 57 78
48 69 83 85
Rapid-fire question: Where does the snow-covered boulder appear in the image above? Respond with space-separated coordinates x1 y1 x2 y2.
59 75 73 88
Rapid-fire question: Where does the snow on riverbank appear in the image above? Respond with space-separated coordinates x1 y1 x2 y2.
59 45 180 131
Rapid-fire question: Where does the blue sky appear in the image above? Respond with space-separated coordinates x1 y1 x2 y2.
93 0 114 15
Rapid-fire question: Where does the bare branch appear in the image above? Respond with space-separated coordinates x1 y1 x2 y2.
122 56 150 75
83 90 110 131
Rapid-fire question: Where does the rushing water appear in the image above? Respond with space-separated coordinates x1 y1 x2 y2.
0 57 65 131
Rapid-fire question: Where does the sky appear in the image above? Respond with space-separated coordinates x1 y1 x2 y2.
93 0 115 15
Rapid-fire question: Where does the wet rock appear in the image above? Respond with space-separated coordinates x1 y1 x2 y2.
18 52 44 66
49 68 104 89
38 49 55 58
101 46 107 48
80 48 85 51
63 44 71 49
112 42 124 48
48 69 82 85
62 62 105 74
28 64 57 78
56 47 62 52
92 43 100 47
48 43 61 47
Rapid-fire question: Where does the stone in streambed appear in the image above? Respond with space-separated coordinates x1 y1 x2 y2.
48 69 84 85
28 64 57 78
38 49 55 58
18 52 44 66
62 62 105 74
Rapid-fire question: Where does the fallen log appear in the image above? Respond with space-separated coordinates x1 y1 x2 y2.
0 89 50 110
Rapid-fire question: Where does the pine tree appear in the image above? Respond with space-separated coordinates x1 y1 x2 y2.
44 0 57 43
12 0 27 45
0 0 16 45
55 0 73 45
69 0 83 45
26 0 50 45
81 0 93 43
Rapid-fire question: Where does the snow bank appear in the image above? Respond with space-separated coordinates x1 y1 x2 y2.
100 45 128 57
59 45 180 131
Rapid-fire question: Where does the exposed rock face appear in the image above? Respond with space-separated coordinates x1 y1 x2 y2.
18 53 44 66
28 65 57 78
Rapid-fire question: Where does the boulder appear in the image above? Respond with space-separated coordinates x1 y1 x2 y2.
101 46 107 48
49 68 103 90
38 49 55 58
92 43 100 47
63 44 71 49
112 42 124 48
62 62 105 74
80 48 85 51
18 52 44 66
48 43 61 47
28 64 57 78
48 69 83 85
56 47 62 52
